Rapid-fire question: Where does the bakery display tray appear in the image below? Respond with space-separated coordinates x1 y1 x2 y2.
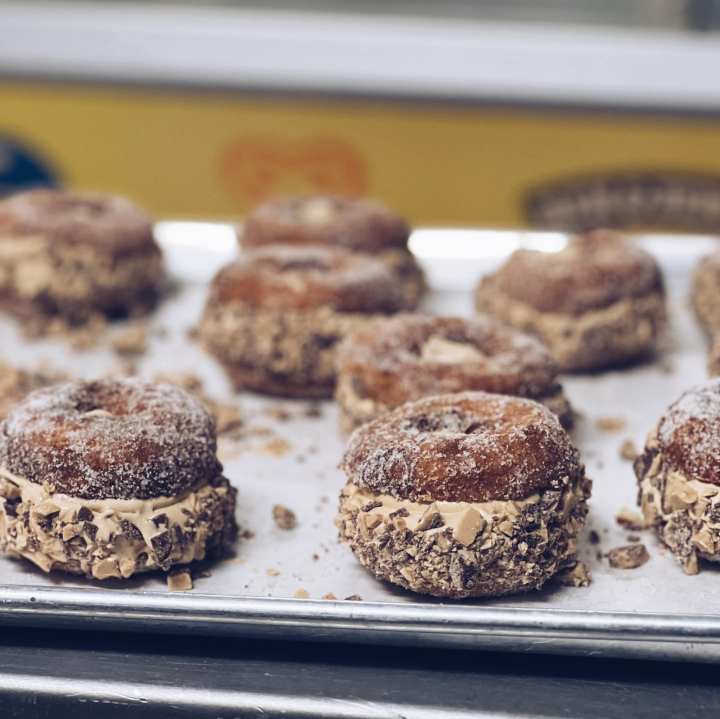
0 223 719 663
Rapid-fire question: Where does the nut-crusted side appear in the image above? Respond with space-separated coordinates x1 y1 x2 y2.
635 440 720 575
475 286 665 372
0 469 237 579
0 190 163 325
201 304 379 398
337 474 590 599
692 250 720 338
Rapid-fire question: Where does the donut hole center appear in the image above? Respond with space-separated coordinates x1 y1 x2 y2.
402 409 483 435
419 334 485 364
298 197 337 225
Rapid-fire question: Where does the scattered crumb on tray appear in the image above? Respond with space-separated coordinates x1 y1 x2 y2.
595 416 627 433
294 588 309 599
555 562 592 588
272 504 297 530
266 568 281 577
111 322 147 356
619 439 638 461
627 534 641 543
167 569 193 591
588 530 600 545
344 594 362 601
322 593 337 600
241 529 255 540
304 402 323 418
262 437 291 457
607 544 650 569
265 405 292 422
615 508 649 531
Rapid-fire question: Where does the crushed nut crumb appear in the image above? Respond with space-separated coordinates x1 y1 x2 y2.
167 569 193 591
595 416 627 433
608 544 650 569
272 504 297 530
615 508 648 531
619 439 638 461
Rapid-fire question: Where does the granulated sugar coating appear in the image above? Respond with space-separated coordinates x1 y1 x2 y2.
0 379 221 500
341 391 583 503
208 244 404 314
657 379 720 486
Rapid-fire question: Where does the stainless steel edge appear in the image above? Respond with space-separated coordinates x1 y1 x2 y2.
0 585 719 656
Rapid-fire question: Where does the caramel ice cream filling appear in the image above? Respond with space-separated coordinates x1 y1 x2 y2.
342 480 583 549
0 467 233 580
638 437 720 574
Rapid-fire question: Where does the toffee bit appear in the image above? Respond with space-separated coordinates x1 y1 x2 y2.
272 504 297 530
266 568 280 577
595 416 627 433
167 569 193 591
262 438 291 457
111 323 147 356
294 588 309 599
321 592 337 600
607 544 650 570
619 439 638 461
555 562 592 587
615 508 649 531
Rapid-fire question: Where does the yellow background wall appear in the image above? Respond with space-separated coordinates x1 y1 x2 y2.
2 80 720 226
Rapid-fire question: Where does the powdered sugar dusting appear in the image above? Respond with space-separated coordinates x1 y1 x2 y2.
0 379 221 500
341 391 582 503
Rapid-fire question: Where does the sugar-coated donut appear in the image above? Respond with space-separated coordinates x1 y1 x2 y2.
0 189 164 325
338 392 590 598
241 196 425 308
335 314 572 431
691 250 720 374
475 230 666 371
635 379 720 574
0 379 236 579
200 244 405 398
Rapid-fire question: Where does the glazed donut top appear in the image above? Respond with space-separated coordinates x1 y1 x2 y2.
0 189 157 256
341 392 582 503
207 244 405 313
481 230 663 315
0 379 221 500
242 196 410 253
656 380 720 486
336 314 560 407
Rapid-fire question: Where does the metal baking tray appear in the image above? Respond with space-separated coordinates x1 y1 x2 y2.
0 223 719 663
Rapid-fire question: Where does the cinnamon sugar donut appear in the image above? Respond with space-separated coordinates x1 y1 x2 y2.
475 230 666 371
635 380 720 575
200 244 405 398
691 250 720 374
0 379 237 580
335 314 572 432
0 189 164 327
241 196 425 308
337 392 590 598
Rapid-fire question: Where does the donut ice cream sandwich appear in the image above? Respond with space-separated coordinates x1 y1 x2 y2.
0 379 237 579
200 244 405 398
335 313 573 432
635 380 720 575
475 230 666 372
241 195 426 308
337 392 590 598
0 189 164 326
